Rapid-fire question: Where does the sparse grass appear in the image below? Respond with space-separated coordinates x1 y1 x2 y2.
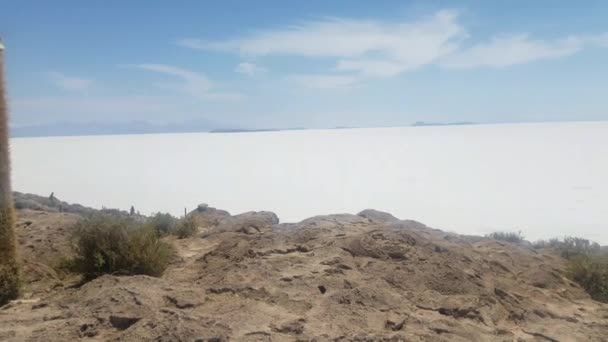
66 215 173 281
173 216 198 239
534 236 608 303
486 231 525 244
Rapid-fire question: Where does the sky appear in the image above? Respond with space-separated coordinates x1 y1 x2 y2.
1 0 608 129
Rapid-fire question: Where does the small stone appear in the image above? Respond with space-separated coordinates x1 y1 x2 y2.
109 315 141 331
272 320 305 335
385 319 405 331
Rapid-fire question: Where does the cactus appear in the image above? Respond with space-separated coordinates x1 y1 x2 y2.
0 40 20 305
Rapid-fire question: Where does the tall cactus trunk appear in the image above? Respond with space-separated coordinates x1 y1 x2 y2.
0 42 20 305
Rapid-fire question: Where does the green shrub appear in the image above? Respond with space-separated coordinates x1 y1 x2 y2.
533 237 601 258
534 236 608 303
148 212 178 236
567 254 608 303
67 215 172 280
559 237 601 259
486 231 525 244
0 261 20 306
532 238 562 249
173 216 198 239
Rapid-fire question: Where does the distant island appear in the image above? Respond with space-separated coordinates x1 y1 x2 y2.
209 127 307 133
411 121 477 127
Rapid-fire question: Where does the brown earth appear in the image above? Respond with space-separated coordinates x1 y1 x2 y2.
1 197 607 341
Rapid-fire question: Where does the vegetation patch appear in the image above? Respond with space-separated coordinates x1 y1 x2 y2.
66 215 173 280
567 254 608 303
534 236 608 303
486 231 525 244
534 237 601 258
148 212 199 238
148 212 178 236
173 216 198 239
0 261 20 306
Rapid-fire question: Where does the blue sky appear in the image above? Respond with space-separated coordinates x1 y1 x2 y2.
2 0 608 128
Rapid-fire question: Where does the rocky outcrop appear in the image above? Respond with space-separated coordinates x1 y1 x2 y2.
1 204 607 341
357 209 400 223
188 203 230 228
13 191 128 217
203 211 279 236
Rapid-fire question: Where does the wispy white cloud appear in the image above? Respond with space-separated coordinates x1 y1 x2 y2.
132 64 242 100
235 62 266 76
179 10 464 80
46 72 93 91
290 74 359 89
178 10 463 59
441 34 587 69
335 59 411 77
178 10 608 89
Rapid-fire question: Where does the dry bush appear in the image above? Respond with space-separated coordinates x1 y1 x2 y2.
66 215 173 280
534 236 608 303
486 231 525 244
173 216 198 239
567 254 608 303
148 212 178 236
0 261 20 306
559 237 601 259
533 236 601 258
532 238 562 249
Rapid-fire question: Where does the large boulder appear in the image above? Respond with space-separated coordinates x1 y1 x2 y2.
188 204 230 228
204 211 279 236
357 209 400 223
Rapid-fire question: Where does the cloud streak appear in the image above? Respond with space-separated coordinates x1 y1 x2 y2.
178 10 608 88
133 64 242 100
235 62 266 76
440 34 602 69
47 72 93 91
290 74 359 89
179 10 464 81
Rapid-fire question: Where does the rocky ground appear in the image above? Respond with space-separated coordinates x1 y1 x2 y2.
1 195 607 341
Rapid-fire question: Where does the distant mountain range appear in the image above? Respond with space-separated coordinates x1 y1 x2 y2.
11 120 478 138
411 121 477 127
11 119 225 138
209 127 307 133
11 120 331 137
